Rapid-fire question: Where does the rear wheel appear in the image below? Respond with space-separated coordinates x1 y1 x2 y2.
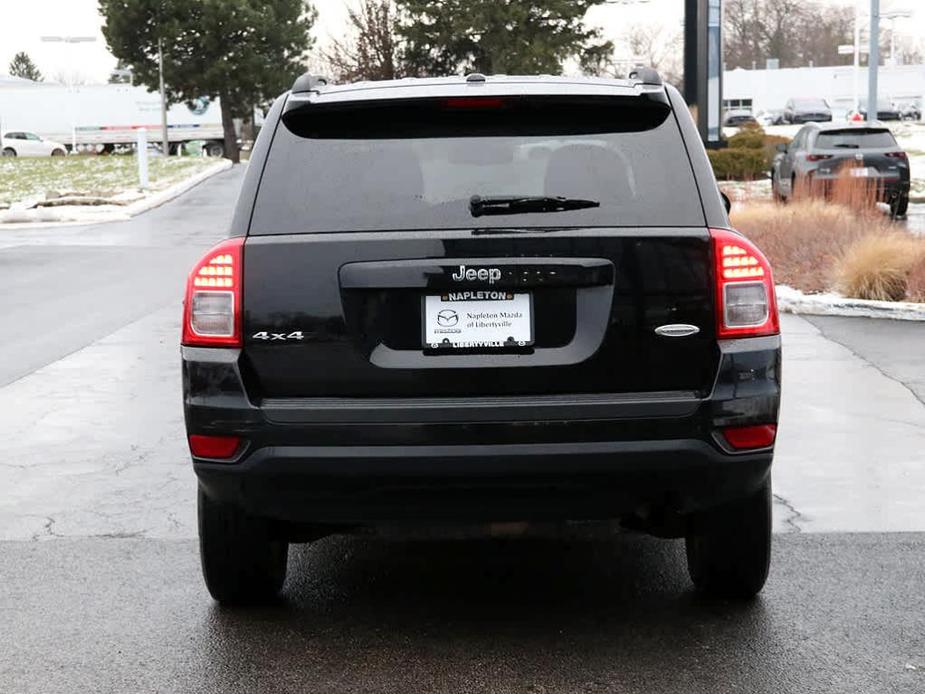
771 172 784 202
51 148 66 157
198 487 289 605
685 481 771 599
891 193 909 219
2 147 15 157
205 140 224 157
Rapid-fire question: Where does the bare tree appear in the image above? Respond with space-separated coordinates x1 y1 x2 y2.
322 0 401 82
52 70 89 87
724 0 855 69
621 23 683 81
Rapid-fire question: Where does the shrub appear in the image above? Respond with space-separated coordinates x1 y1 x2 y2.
711 125 792 180
730 200 896 293
708 148 768 180
836 234 925 301
727 128 764 150
906 255 925 302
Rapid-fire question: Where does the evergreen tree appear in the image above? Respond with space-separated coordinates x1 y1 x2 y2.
99 0 316 162
396 0 611 76
8 52 43 82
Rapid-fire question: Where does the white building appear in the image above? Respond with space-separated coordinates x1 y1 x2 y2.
723 63 925 115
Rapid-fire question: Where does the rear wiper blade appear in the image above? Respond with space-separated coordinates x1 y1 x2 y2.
469 195 600 217
832 144 860 148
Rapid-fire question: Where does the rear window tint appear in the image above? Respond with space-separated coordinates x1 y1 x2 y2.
815 129 897 149
249 99 705 234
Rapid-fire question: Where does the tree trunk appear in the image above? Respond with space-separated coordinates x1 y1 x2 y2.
219 93 240 164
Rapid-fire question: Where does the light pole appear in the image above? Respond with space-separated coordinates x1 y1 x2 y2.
158 38 169 155
40 35 97 153
867 0 879 123
853 0 861 114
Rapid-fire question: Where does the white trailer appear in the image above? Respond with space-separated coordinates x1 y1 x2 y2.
0 82 226 155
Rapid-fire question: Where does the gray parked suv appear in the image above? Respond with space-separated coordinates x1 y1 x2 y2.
772 122 910 217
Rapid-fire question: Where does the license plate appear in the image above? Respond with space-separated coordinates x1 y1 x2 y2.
423 291 533 349
850 167 872 177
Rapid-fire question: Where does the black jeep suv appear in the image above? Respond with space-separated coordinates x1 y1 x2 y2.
182 70 781 605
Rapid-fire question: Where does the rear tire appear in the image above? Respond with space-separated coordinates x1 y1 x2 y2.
51 148 66 157
891 193 909 219
2 147 15 157
205 141 224 157
198 487 289 605
685 481 771 599
771 172 784 202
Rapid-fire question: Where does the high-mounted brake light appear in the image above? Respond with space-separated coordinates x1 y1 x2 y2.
182 237 244 347
710 228 779 339
806 153 833 162
442 97 506 109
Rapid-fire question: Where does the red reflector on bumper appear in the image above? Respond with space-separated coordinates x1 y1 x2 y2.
188 434 241 459
722 424 777 450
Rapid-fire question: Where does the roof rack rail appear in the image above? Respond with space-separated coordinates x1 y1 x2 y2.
627 67 662 87
291 73 330 94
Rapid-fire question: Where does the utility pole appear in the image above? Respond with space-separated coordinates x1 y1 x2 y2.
158 38 169 155
867 0 879 122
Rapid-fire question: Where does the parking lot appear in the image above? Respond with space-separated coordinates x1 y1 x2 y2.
2 168 924 693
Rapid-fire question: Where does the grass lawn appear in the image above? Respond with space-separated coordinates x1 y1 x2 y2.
0 156 219 206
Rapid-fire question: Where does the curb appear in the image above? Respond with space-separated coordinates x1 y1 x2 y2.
776 285 925 321
0 159 234 228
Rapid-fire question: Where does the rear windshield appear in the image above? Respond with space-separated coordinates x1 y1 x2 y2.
814 129 897 149
249 98 705 234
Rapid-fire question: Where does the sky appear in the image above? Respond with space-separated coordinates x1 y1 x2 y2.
1 0 922 84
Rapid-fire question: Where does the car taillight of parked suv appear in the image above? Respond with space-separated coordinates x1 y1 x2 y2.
182 69 781 605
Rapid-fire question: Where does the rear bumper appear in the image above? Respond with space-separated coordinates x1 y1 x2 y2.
183 336 781 524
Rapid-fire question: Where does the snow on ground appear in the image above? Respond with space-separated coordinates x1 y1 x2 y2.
776 285 925 321
0 157 231 225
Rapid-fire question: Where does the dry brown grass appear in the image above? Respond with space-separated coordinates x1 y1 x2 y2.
836 234 925 301
731 165 925 302
897 251 925 302
730 199 889 292
792 165 881 214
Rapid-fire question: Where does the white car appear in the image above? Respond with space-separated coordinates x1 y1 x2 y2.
1 131 67 157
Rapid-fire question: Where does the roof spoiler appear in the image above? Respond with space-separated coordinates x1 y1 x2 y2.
627 67 662 87
291 73 330 94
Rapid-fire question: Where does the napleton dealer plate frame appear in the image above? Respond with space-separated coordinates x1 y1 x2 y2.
422 291 534 350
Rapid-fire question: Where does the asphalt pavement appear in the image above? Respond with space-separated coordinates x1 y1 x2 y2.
1 167 924 692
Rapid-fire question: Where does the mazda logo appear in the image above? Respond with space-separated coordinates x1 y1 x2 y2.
436 309 459 327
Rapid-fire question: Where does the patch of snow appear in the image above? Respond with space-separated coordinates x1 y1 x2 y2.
0 159 233 228
776 284 925 321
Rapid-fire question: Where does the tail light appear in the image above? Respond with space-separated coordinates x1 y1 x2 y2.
885 151 908 160
710 228 779 339
806 153 833 162
182 237 244 347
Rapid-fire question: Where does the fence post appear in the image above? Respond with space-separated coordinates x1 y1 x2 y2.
137 128 149 190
